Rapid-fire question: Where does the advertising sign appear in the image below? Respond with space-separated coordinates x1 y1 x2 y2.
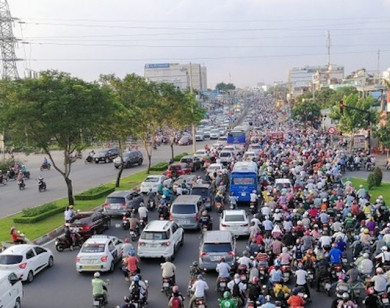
353 135 365 149
144 63 170 69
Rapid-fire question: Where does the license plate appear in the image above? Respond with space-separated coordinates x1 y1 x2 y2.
220 282 226 287
71 227 79 232
179 220 190 225
342 258 347 263
210 256 220 261
325 283 331 290
110 204 121 209
198 305 205 308
163 282 169 287
284 273 289 277
260 271 264 275
93 300 100 305
383 298 389 303
309 274 314 279
83 265 100 270
148 243 158 247
241 192 246 196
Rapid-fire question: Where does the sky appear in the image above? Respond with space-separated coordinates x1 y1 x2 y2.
8 0 390 88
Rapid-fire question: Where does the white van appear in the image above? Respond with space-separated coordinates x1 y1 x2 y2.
0 271 23 308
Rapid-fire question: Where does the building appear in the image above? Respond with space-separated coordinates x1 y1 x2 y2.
288 65 344 98
144 63 207 91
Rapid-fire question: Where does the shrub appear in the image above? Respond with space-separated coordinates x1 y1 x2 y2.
0 158 22 172
367 173 376 190
21 203 57 217
374 167 383 186
14 206 65 224
149 162 168 171
173 152 189 161
75 184 115 200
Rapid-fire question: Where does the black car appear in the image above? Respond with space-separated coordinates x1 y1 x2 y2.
69 211 111 237
180 156 202 172
113 150 143 169
93 148 119 163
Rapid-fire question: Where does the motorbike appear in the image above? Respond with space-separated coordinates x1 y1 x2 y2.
194 297 206 308
247 299 261 308
18 180 25 190
366 161 375 171
214 201 224 214
281 265 291 283
23 170 31 179
216 277 229 294
40 163 51 171
55 233 85 252
377 292 390 307
122 214 130 230
320 277 332 296
130 227 139 242
85 154 93 163
38 179 47 192
307 268 315 287
147 199 155 211
93 280 109 308
161 277 174 297
139 218 146 230
249 201 257 214
258 264 268 282
238 264 248 283
331 264 343 280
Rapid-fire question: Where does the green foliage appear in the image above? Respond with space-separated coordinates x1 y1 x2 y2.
291 102 321 124
373 115 390 149
149 162 169 171
374 167 383 187
14 206 65 224
21 203 57 217
367 173 376 190
75 185 115 200
174 152 189 161
215 82 236 91
0 158 21 172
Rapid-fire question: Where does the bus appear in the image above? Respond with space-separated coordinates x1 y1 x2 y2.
229 161 258 203
227 129 247 145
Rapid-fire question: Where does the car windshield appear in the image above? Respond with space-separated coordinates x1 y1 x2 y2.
97 151 107 155
106 197 125 204
81 244 105 253
172 204 196 214
249 145 261 149
72 215 91 224
180 158 192 163
202 243 232 253
191 188 209 197
220 152 231 157
170 166 181 171
141 231 169 240
225 214 245 222
0 255 23 264
145 177 159 183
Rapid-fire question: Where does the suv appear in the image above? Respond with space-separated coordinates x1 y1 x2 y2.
180 156 202 172
137 220 184 258
93 148 119 163
199 230 236 270
113 150 143 169
170 195 203 230
76 235 123 272
103 190 144 216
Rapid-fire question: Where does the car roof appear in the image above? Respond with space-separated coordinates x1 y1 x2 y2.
203 230 233 243
173 195 202 203
84 235 117 244
275 178 291 184
145 175 164 179
208 163 222 168
192 183 210 189
2 244 39 254
107 190 136 197
223 210 246 215
143 220 173 232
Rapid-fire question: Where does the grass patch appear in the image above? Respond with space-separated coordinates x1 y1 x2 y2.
344 177 390 205
21 203 57 217
75 184 115 200
0 168 162 242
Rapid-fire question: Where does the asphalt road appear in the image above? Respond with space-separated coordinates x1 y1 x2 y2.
0 142 208 218
21 207 335 308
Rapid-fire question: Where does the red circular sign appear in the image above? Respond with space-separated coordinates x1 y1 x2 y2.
327 127 337 135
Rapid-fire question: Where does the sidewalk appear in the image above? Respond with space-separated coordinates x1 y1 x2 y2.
344 153 390 182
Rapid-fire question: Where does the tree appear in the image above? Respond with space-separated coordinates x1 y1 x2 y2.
0 70 115 204
373 115 390 156
291 101 321 127
215 82 236 92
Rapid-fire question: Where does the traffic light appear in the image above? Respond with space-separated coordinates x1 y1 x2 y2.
339 101 344 114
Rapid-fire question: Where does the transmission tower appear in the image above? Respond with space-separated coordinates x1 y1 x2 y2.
0 0 19 79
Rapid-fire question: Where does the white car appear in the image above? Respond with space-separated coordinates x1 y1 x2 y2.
138 220 184 258
193 149 208 161
243 151 257 161
219 150 234 165
140 175 167 193
76 235 123 273
195 132 204 141
248 144 262 156
0 244 54 282
223 145 237 156
274 178 293 192
206 163 224 178
219 210 250 236
210 129 220 139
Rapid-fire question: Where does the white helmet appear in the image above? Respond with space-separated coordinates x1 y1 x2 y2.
381 246 388 252
94 272 100 278
282 247 288 253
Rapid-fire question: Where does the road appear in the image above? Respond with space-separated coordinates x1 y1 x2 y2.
22 208 335 308
0 142 207 218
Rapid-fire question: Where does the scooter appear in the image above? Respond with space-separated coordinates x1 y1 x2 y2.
38 179 47 192
93 280 109 308
161 277 174 297
216 277 229 294
194 297 206 308
18 180 25 190
122 214 130 230
130 227 139 241
40 163 51 171
249 201 257 215
55 233 85 252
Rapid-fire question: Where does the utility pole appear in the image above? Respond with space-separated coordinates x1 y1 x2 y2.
377 49 381 82
189 63 196 154
0 0 20 79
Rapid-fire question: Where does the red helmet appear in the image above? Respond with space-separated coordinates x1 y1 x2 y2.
124 237 130 243
252 276 259 283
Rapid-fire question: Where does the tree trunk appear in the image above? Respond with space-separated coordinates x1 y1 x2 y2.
65 177 74 205
170 143 174 161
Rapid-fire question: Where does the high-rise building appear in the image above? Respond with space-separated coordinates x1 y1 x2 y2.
144 63 207 91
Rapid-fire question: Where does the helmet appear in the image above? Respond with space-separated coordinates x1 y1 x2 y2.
364 229 369 234
314 224 318 228
129 249 135 256
297 221 303 225
124 237 130 243
243 250 249 257
376 267 384 274
305 231 310 236
381 246 388 252
292 288 299 295
202 211 207 216
140 202 145 207
197 274 203 280
342 292 349 300
133 275 140 282
363 253 369 258
307 249 313 255
322 198 327 202
223 291 231 299
252 276 259 284
282 247 288 253
367 287 375 295
347 213 352 217
94 272 100 278
69 205 74 209
274 259 281 267
162 195 166 199
234 273 240 279
220 257 225 262
172 285 179 293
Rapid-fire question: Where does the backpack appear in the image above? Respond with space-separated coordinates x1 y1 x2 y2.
232 281 241 297
170 296 181 308
131 282 140 300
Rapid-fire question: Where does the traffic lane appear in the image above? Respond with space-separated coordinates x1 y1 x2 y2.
23 210 335 308
1 142 207 218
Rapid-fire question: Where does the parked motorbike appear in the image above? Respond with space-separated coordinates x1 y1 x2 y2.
18 180 25 190
38 178 47 192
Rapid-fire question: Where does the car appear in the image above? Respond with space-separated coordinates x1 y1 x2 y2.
113 150 143 169
219 210 250 236
243 151 257 161
190 183 214 210
203 130 210 139
219 150 234 165
199 230 236 270
223 145 237 155
178 135 192 145
180 156 202 172
0 244 54 282
170 195 203 230
93 148 119 163
217 135 228 144
274 178 293 191
164 163 192 178
195 132 204 141
137 220 184 259
76 235 123 273
210 129 220 139
68 211 111 237
248 144 262 156
193 149 209 162
0 271 23 308
103 190 144 216
140 175 167 193
206 163 224 178
172 174 197 193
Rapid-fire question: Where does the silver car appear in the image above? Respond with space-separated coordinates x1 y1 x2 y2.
170 195 202 230
103 190 143 216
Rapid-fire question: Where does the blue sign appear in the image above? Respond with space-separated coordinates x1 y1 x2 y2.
145 63 170 69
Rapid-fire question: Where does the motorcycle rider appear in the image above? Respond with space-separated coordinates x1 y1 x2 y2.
189 274 209 308
229 193 238 209
219 291 237 308
138 203 149 224
216 257 231 284
357 253 373 276
10 226 26 244
128 213 140 235
238 250 252 268
64 224 75 250
64 205 75 223
168 285 184 308
363 287 379 308
119 296 136 308
227 273 247 307
295 263 311 301
315 256 330 291
334 292 357 308
286 288 305 308
375 246 390 267
123 250 139 281
371 267 387 293
92 272 108 304
17 170 24 186
247 276 263 308
129 275 147 305
161 257 176 287
198 210 211 230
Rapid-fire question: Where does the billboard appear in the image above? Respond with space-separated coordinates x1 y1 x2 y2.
145 63 170 69
353 135 365 149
